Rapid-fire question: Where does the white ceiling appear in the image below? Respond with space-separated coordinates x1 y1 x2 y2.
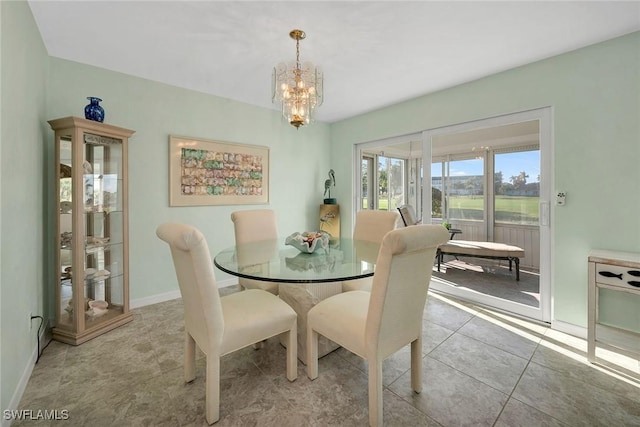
28 1 640 123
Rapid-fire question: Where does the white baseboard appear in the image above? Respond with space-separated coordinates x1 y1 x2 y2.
4 326 47 427
130 278 238 309
551 319 587 339
130 289 182 309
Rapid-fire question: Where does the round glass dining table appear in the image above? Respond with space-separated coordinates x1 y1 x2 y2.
213 238 380 283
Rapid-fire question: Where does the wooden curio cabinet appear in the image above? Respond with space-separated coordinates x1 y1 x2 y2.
49 117 135 345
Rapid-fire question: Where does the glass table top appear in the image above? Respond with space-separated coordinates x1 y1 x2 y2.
214 238 380 283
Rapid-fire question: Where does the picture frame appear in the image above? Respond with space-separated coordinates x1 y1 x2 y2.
169 135 269 206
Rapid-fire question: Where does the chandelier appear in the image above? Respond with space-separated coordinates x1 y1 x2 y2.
272 29 323 129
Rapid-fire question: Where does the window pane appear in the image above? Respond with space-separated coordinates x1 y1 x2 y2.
361 158 369 209
377 156 405 211
494 150 540 225
388 158 405 210
447 158 484 221
378 156 388 210
431 162 443 219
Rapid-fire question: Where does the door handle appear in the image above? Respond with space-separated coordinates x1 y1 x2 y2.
540 201 549 226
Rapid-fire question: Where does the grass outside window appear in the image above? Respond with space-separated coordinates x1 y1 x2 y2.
367 195 539 225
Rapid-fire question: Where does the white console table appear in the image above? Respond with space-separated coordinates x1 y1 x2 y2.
587 249 640 363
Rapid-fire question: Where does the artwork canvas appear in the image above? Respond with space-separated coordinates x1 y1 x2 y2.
169 136 269 206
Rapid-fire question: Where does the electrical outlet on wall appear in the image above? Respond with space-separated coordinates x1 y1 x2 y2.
29 312 33 330
556 191 567 206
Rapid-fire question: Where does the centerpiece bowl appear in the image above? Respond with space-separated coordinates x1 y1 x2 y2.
285 231 330 254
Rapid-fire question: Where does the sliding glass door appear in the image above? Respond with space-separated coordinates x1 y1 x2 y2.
430 145 542 317
353 108 552 322
426 111 551 322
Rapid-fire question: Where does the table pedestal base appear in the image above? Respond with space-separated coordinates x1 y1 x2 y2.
279 282 342 363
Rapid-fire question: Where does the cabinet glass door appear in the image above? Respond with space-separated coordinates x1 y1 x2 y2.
83 134 124 326
58 136 73 329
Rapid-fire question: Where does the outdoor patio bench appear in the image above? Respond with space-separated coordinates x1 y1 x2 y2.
436 240 525 281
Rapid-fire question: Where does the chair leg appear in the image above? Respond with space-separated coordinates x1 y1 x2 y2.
368 357 383 427
286 322 298 381
411 338 422 393
184 332 196 383
306 328 319 379
205 355 220 425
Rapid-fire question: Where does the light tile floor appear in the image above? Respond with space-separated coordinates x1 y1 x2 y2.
15 287 640 426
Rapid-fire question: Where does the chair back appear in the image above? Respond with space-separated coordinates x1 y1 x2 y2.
365 225 449 358
156 223 224 353
354 240 381 265
236 238 279 277
353 210 399 243
397 204 420 226
231 210 279 292
231 209 278 244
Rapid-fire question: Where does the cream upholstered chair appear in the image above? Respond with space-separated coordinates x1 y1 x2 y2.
231 209 279 295
307 225 449 427
342 209 399 292
156 223 297 425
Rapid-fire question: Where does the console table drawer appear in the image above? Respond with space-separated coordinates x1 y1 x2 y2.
588 249 640 363
595 263 640 290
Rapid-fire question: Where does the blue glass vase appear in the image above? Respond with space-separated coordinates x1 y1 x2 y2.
84 97 105 122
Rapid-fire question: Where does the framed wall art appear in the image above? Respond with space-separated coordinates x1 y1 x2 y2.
169 135 269 206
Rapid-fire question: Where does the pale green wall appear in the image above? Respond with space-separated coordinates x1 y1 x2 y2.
2 2 331 414
46 58 332 301
0 1 48 413
331 32 640 328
